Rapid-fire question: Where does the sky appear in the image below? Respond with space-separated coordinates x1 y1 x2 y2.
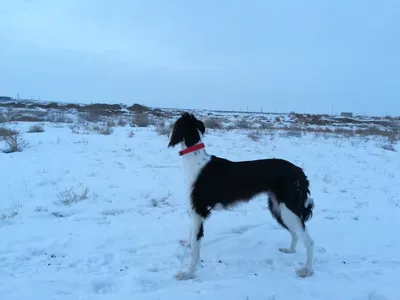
1 0 399 116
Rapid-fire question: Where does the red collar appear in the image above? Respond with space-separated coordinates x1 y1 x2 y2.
178 143 205 156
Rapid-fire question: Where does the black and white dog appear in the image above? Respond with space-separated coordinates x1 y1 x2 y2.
168 112 315 280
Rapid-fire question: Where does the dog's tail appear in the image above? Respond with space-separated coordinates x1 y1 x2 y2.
302 195 314 223
298 175 314 224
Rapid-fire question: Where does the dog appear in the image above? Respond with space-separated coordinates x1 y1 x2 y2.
168 112 315 280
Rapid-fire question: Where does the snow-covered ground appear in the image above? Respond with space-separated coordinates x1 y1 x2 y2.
1 120 399 300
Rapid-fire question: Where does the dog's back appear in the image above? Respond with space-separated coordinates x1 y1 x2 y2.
191 156 313 222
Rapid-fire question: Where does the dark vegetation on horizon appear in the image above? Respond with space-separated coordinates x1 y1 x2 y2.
1 96 399 151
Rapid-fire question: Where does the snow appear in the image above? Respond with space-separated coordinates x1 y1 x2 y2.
1 120 399 300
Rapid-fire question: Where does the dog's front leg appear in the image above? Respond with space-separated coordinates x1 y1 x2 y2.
179 225 192 248
179 207 192 248
176 212 203 280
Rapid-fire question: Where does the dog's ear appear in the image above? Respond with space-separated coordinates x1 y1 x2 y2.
168 121 185 148
196 120 205 135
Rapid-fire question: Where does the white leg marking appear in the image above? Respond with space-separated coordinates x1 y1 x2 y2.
179 205 193 248
279 231 298 253
179 226 192 248
179 211 192 248
279 203 314 277
176 212 203 280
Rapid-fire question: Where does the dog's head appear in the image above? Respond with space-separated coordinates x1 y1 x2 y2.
168 112 205 148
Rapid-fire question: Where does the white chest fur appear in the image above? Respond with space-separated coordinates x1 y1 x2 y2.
179 142 211 207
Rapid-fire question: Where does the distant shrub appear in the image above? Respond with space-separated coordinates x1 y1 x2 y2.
46 111 73 123
380 140 397 152
27 124 45 133
78 111 101 123
106 119 116 128
281 125 304 138
69 124 81 134
117 117 128 127
386 130 400 143
0 126 17 139
93 124 113 135
247 130 262 141
0 112 7 123
204 117 223 129
3 131 28 153
234 118 252 129
155 123 170 136
258 121 273 129
131 114 151 127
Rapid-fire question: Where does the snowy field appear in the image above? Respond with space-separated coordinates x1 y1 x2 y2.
1 119 399 300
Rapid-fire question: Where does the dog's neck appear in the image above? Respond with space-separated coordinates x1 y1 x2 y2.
179 141 211 184
179 143 205 156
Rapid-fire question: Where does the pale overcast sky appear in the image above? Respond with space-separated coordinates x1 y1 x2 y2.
1 0 399 116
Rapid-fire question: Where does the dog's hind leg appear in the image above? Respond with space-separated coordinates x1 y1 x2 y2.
279 203 314 277
175 211 203 280
279 230 298 253
268 194 298 253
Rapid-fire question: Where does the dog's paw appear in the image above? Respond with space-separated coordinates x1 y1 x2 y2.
279 247 296 254
175 271 195 280
295 266 313 278
179 240 191 248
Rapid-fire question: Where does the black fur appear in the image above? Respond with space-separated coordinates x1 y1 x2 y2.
197 224 204 240
191 156 314 229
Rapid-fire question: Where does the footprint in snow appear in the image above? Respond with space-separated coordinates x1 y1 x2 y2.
101 208 125 216
227 224 264 235
91 279 117 294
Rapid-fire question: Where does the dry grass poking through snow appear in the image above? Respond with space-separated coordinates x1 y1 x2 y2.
58 186 90 206
0 203 22 221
